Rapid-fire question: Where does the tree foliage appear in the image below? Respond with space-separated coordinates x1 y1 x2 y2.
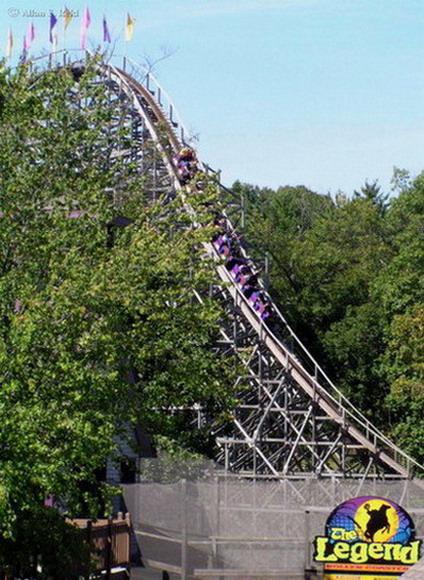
235 172 423 458
0 55 234 556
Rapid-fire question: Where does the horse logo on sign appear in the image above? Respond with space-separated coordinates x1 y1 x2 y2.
313 496 421 579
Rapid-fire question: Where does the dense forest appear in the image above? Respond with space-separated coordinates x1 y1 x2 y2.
233 174 424 463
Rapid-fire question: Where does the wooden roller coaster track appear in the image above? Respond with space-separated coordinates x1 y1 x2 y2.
31 50 424 481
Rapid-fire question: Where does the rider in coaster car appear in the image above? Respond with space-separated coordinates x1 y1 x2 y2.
244 271 260 286
179 147 195 161
225 256 247 270
241 284 256 300
175 147 198 184
235 264 251 284
218 233 232 256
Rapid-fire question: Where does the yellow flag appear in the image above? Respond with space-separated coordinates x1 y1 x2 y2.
6 28 13 58
64 7 73 30
125 13 135 42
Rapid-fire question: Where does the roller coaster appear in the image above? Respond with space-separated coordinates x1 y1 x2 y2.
31 51 424 481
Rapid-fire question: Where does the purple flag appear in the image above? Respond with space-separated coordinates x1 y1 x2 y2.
28 21 35 44
49 12 57 44
82 7 91 28
80 7 91 49
103 15 111 43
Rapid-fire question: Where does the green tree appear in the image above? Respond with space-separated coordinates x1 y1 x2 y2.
384 306 424 463
374 174 424 458
0 506 93 579
373 173 424 317
235 174 423 453
0 55 233 558
354 179 389 215
234 181 395 417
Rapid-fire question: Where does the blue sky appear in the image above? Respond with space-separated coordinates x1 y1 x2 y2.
1 0 423 196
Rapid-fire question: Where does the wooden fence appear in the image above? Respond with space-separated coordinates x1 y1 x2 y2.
70 512 131 578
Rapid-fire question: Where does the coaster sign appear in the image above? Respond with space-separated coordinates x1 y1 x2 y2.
313 496 421 579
